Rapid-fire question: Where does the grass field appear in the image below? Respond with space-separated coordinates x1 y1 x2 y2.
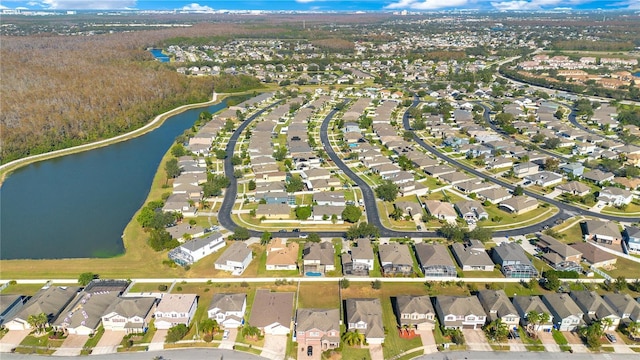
298 282 340 309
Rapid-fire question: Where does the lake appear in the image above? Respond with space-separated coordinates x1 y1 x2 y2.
149 49 170 62
0 101 227 260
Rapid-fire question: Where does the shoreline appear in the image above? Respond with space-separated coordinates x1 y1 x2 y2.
0 92 223 186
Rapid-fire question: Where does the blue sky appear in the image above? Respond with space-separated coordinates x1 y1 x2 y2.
1 0 639 12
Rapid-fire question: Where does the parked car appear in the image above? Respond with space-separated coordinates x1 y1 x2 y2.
292 228 300 232
223 330 230 340
605 333 616 343
278 229 287 233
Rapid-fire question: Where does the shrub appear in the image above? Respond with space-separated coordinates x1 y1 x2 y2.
158 284 168 291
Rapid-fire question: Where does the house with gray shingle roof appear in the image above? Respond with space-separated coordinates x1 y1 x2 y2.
499 195 538 215
602 293 640 324
345 298 385 344
434 296 486 330
536 234 582 270
582 169 614 185
342 239 374 276
582 220 622 245
541 293 584 331
102 297 157 334
295 308 340 352
477 290 520 330
3 286 80 331
569 242 616 268
414 243 457 278
303 242 335 274
556 181 590 196
491 242 538 278
395 295 436 330
0 295 25 328
214 242 253 275
207 293 246 329
454 200 488 223
378 243 414 276
54 291 120 335
450 240 494 271
250 290 294 335
511 295 554 331
570 291 620 331
168 232 225 266
154 294 198 330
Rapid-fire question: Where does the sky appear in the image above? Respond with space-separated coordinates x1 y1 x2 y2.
0 0 639 12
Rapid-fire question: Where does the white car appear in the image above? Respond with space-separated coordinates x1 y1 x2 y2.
223 330 230 340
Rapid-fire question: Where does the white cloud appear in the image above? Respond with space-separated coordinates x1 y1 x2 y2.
27 1 40 6
0 4 8 9
40 0 137 9
181 3 214 11
615 0 640 9
385 0 469 10
295 0 317 3
491 0 592 11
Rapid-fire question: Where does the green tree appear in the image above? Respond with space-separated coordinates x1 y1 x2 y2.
248 179 256 191
148 229 179 251
484 318 509 342
375 181 399 202
78 272 96 286
613 276 627 291
346 222 379 240
166 324 189 343
340 278 350 289
242 324 261 339
170 143 186 157
164 158 181 180
215 149 227 159
307 233 321 243
513 185 524 196
389 206 404 221
27 313 48 335
342 205 362 223
544 157 560 172
199 318 220 341
438 223 465 242
273 147 288 161
467 227 494 242
224 119 235 132
543 138 561 150
260 231 272 245
229 227 250 240
286 175 304 192
295 206 312 220
342 330 365 346
542 272 561 291
371 279 382 290
231 155 242 165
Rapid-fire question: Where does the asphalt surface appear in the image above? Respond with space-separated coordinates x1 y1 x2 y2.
416 350 639 360
1 349 264 360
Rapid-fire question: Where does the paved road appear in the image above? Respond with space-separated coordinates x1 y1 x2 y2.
416 350 639 360
401 97 637 224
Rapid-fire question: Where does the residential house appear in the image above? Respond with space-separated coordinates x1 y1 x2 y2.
214 242 253 275
511 296 554 332
395 295 436 330
624 226 640 253
582 220 622 245
414 243 457 278
313 192 346 206
582 169 614 185
541 293 584 331
54 290 119 335
603 293 640 324
491 242 538 278
524 171 563 188
394 201 424 221
598 187 633 207
477 290 521 330
256 203 291 220
295 308 340 353
101 297 157 334
379 243 414 276
450 240 494 272
249 290 294 335
570 242 617 268
266 238 299 271
344 298 385 344
3 286 80 331
560 163 586 177
207 293 246 329
477 187 512 204
434 296 487 330
536 234 582 271
154 294 198 330
342 239 374 276
167 223 205 241
312 205 344 221
424 200 457 223
513 162 540 178
454 200 488 223
556 181 591 196
570 291 620 331
0 295 25 328
168 232 225 266
499 196 538 215
303 242 335 275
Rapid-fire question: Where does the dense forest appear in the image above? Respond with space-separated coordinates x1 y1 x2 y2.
0 23 275 164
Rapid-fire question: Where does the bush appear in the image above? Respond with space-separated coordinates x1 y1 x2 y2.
158 284 168 291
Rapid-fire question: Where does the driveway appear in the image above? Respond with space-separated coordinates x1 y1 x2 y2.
369 343 384 360
507 337 526 352
0 330 30 353
52 334 89 356
148 329 167 351
219 328 237 350
260 334 287 360
563 331 589 353
417 329 437 354
91 330 124 355
538 331 561 352
461 329 491 351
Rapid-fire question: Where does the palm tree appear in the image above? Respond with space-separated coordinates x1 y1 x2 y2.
241 324 261 339
627 321 640 340
526 311 540 334
484 318 509 342
27 313 48 335
200 318 219 338
341 330 365 346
